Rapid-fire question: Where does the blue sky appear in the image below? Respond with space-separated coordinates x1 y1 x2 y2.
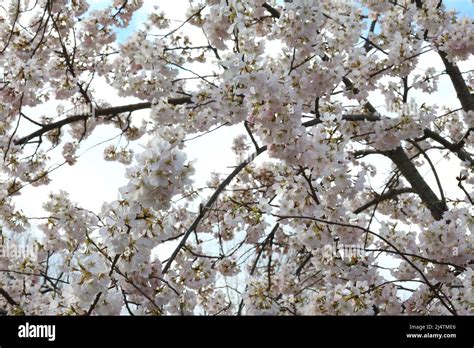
86 0 472 44
444 0 473 16
85 0 136 42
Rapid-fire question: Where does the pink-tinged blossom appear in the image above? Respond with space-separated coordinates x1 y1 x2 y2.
0 0 471 316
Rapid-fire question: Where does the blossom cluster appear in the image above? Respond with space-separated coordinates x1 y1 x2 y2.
0 0 471 316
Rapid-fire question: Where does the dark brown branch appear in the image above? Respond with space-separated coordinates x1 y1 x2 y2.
352 149 384 159
162 145 268 274
14 97 192 146
0 287 19 307
237 223 279 315
353 188 415 214
85 292 102 316
15 114 87 146
423 129 473 166
410 0 473 112
363 19 378 52
295 252 312 277
457 177 473 205
244 120 261 151
384 147 447 220
250 223 279 276
300 168 320 205
262 3 281 18
408 140 446 204
340 68 448 221
438 51 474 113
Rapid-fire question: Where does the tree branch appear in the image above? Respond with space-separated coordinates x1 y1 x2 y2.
340 65 448 220
14 97 192 146
0 287 19 307
384 147 447 220
162 145 268 274
423 129 473 166
262 3 281 18
353 188 415 214
438 50 474 113
273 213 457 315
161 112 392 274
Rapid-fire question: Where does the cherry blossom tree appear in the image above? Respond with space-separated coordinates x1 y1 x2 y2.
0 0 472 315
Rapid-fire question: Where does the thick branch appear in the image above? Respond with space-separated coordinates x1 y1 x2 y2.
384 147 448 220
423 129 473 166
0 287 19 307
15 114 87 145
341 70 448 220
262 3 281 18
14 97 192 146
438 50 474 113
412 0 473 112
